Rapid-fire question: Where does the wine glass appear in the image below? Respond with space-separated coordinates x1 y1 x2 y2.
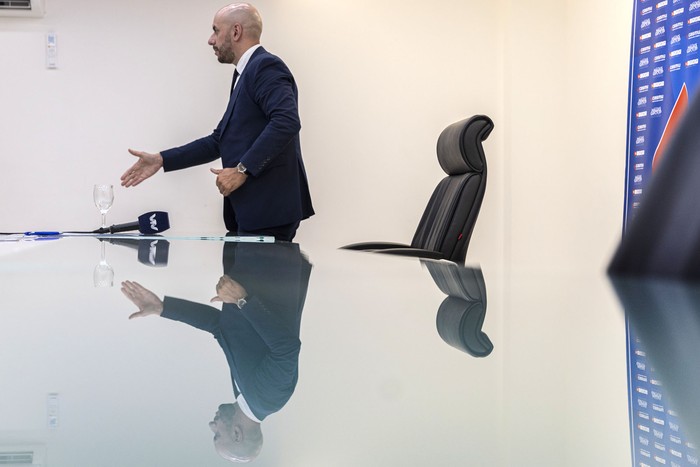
93 241 114 288
93 184 114 229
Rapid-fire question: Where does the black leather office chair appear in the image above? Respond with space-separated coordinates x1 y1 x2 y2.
341 115 494 264
423 260 492 358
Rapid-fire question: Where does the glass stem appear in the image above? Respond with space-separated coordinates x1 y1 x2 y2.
101 213 107 229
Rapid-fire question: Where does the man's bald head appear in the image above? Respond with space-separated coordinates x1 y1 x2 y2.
208 2 263 65
217 3 263 42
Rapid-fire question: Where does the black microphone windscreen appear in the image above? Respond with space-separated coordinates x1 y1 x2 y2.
137 211 170 234
137 239 170 267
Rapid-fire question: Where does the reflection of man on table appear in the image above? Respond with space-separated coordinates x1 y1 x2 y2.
122 242 312 462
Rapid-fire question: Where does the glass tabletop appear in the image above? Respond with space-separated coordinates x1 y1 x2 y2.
0 236 697 466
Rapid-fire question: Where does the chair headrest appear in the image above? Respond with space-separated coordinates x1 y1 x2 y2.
436 115 494 176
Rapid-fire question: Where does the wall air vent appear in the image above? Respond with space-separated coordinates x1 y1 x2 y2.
0 0 31 9
0 445 46 466
0 0 45 17
0 451 33 465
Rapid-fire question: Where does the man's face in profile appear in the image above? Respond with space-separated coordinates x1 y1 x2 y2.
209 403 237 442
207 14 237 63
208 402 262 462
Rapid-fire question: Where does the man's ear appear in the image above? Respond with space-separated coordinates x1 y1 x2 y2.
233 425 243 442
232 23 243 41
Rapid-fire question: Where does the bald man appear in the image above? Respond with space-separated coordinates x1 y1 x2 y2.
121 3 314 241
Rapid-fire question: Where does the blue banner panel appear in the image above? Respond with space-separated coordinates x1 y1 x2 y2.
625 0 700 229
628 330 699 466
626 1 700 465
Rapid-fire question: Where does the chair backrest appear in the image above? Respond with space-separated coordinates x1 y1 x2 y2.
423 260 493 358
411 115 494 264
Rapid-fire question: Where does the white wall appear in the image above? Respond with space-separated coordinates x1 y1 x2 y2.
0 0 628 267
500 0 630 273
0 2 633 465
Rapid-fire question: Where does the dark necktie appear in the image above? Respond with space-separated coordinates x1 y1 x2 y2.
230 69 240 95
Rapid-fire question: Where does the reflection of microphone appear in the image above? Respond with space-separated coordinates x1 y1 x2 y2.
94 211 170 234
104 238 170 267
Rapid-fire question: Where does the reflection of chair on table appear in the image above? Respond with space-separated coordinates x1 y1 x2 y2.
423 260 492 357
342 115 494 264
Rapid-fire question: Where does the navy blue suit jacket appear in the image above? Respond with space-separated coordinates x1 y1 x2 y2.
161 47 314 231
161 242 311 421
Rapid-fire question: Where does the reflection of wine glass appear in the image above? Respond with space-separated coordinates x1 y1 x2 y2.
94 241 114 288
93 184 114 229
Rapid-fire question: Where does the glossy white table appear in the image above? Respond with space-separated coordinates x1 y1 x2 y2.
0 236 696 466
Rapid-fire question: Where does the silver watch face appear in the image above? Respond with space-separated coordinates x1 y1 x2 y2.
237 163 247 173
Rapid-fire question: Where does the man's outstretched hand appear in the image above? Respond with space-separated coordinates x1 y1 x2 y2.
121 280 164 319
121 149 163 187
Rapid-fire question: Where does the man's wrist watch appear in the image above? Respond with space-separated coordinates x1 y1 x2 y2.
235 297 247 309
236 162 248 175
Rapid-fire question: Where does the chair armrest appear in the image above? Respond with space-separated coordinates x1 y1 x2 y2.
373 248 445 261
340 242 410 251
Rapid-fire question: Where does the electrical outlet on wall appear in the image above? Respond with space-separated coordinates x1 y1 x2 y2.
46 32 57 69
47 393 59 429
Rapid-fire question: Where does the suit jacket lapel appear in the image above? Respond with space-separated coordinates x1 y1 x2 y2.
221 76 244 132
220 47 266 132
